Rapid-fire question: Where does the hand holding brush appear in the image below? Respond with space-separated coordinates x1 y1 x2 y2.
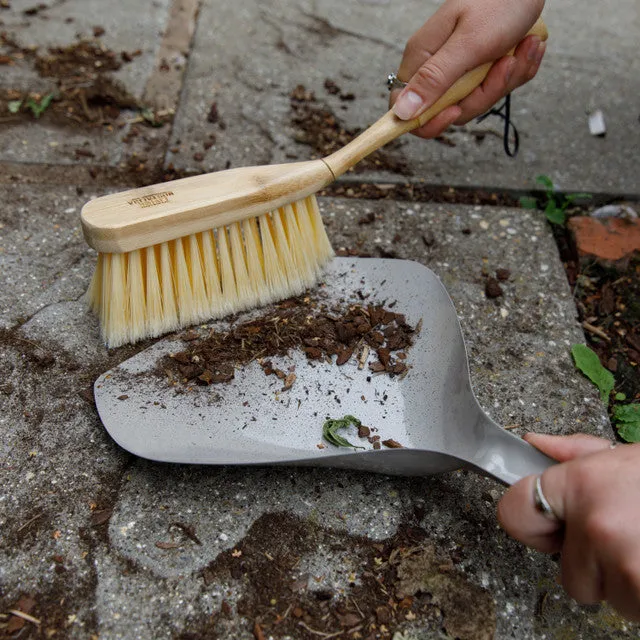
81 17 547 348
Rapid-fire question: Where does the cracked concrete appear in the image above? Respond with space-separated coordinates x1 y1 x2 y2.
1 181 634 638
1 0 639 637
165 0 640 193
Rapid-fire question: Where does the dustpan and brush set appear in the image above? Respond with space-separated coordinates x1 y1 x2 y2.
81 20 555 484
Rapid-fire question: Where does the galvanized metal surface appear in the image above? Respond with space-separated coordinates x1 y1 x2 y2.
94 258 554 484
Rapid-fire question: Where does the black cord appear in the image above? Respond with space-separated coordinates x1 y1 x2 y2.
475 93 519 158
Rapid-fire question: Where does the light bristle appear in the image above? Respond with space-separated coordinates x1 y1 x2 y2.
216 226 239 307
186 233 210 321
307 195 334 262
105 253 128 347
199 230 225 315
243 218 268 305
145 246 164 337
227 222 256 310
127 249 146 343
173 236 196 326
293 200 322 281
159 241 179 332
259 211 288 299
271 207 302 294
282 203 315 289
87 253 102 312
88 194 335 348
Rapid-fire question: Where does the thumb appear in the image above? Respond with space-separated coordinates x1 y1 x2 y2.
524 433 613 462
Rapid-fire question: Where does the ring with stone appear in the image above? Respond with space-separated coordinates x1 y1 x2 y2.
534 475 561 522
387 73 407 92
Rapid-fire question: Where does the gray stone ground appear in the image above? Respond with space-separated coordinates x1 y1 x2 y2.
1 0 639 639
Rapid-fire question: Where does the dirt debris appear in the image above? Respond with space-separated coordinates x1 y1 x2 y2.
163 295 417 387
0 33 158 128
192 512 495 640
289 84 410 175
561 244 640 402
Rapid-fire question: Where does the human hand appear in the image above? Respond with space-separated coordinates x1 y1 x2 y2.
498 433 640 621
390 0 546 138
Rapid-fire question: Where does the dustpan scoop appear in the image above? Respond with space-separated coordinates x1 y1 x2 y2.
93 258 555 486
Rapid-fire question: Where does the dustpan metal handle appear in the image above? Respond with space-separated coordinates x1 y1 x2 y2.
470 416 557 486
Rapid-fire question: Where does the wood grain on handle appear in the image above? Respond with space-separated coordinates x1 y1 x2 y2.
323 18 548 179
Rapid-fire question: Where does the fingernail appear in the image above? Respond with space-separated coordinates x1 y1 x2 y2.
505 57 516 85
393 90 424 120
527 36 541 61
535 41 546 65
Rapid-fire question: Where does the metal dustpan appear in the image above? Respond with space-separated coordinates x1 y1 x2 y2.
94 258 555 486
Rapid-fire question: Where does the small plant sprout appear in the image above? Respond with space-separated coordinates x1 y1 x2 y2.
520 175 591 225
571 344 640 443
24 94 54 119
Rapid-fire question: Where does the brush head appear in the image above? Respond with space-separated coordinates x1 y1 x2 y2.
86 195 334 348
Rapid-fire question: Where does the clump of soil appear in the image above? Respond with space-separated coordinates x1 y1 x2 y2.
191 512 495 640
162 296 417 387
289 85 410 175
0 33 156 127
35 39 123 78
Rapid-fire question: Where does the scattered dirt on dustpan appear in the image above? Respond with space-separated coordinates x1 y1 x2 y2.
161 295 418 388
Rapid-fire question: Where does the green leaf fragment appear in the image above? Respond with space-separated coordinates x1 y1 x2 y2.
613 404 640 443
519 196 538 210
25 93 53 118
141 107 163 127
571 343 614 405
616 421 640 443
8 100 22 114
613 403 640 424
322 415 365 449
615 392 627 401
612 402 640 442
564 193 592 203
544 201 566 225
535 174 554 191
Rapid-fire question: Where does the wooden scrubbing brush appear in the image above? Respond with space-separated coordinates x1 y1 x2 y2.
81 19 547 348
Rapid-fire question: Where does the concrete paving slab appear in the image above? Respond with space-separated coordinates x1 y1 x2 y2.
0 0 174 167
168 0 640 195
0 183 95 328
2 184 633 637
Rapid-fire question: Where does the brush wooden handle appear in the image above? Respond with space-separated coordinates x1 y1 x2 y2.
323 18 548 178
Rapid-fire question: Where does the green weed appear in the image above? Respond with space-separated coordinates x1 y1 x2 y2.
571 343 640 442
520 175 591 225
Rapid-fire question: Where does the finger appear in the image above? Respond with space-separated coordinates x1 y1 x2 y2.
409 105 462 140
396 3 458 82
603 550 640 622
394 31 481 120
524 433 613 462
454 35 544 125
497 474 564 553
559 527 604 604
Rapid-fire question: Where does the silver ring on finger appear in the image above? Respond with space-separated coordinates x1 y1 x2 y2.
387 73 407 92
534 475 561 522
